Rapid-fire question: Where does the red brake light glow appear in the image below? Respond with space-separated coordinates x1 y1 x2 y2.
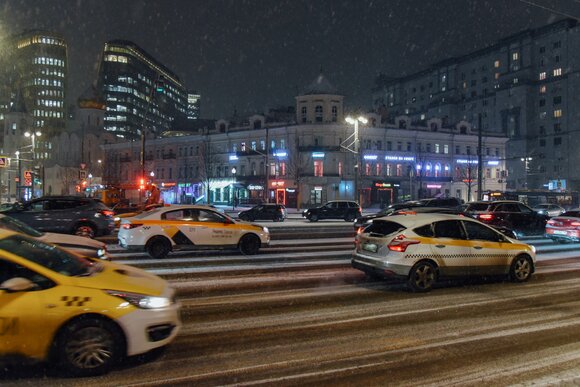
387 234 420 252
572 221 580 227
100 210 115 217
479 214 494 221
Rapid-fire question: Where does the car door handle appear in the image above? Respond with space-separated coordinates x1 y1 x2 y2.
435 244 446 248
474 246 483 250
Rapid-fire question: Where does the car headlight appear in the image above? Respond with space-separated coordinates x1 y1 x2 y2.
105 290 171 309
114 216 121 222
262 226 269 233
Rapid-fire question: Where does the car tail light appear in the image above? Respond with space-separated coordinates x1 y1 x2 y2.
398 210 417 215
122 223 143 230
572 221 580 228
547 219 557 226
100 210 115 217
478 214 494 221
388 234 420 252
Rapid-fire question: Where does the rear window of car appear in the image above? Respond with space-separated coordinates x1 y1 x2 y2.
364 220 405 236
562 211 580 218
465 203 490 211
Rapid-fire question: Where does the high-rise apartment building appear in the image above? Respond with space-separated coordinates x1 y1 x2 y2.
187 92 201 120
372 18 580 192
98 40 187 140
0 30 67 167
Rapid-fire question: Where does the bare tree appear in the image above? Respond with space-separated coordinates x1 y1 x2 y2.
286 136 309 209
197 134 220 204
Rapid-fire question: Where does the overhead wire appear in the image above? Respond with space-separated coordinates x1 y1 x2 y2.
517 0 580 20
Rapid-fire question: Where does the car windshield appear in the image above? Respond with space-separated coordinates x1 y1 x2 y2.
0 215 44 237
0 235 93 277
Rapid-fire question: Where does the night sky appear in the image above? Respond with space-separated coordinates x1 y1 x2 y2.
0 0 574 119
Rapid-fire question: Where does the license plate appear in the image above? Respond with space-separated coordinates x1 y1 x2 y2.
553 230 568 235
362 243 378 253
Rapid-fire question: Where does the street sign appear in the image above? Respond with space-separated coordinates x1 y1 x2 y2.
0 156 7 168
79 170 87 179
80 163 87 170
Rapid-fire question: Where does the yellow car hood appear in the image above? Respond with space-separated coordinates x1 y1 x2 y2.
70 260 168 297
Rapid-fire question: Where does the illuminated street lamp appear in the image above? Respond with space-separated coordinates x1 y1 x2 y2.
231 167 237 210
24 131 42 197
14 151 21 201
345 116 368 205
521 157 533 189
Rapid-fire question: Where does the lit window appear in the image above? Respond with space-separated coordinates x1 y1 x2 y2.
554 109 562 118
494 60 500 68
540 85 547 94
512 52 519 61
314 160 323 176
539 72 546 80
553 68 562 76
338 161 343 176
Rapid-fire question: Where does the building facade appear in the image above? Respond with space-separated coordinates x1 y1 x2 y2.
103 75 508 207
372 18 580 193
98 40 188 140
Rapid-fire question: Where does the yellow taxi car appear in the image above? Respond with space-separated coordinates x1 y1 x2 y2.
0 229 180 376
118 205 270 258
352 213 536 292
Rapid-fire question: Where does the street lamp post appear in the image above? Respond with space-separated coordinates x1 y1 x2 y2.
521 157 533 189
14 151 21 201
231 167 237 210
24 131 41 198
345 116 368 205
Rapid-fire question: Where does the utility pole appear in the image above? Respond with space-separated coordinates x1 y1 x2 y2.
477 113 483 200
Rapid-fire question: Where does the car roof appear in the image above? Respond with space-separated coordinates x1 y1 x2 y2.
0 228 21 239
374 212 471 227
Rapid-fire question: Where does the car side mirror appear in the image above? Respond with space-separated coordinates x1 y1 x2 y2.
0 277 36 292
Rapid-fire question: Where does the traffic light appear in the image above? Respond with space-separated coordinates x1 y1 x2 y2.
139 178 145 190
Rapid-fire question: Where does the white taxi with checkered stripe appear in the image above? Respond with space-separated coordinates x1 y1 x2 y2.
118 205 270 258
352 213 536 292
0 229 180 376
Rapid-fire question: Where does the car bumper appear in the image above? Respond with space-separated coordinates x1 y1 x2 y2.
545 231 580 242
351 253 410 278
116 302 181 356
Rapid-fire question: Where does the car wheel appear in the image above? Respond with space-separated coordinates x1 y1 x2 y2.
407 261 437 292
509 255 533 282
52 318 124 377
74 223 96 238
309 214 319 222
345 213 356 222
239 234 260 255
146 236 171 259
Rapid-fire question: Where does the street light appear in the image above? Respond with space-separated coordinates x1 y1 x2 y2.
231 167 237 210
14 151 21 201
345 116 368 205
521 157 533 189
24 131 42 197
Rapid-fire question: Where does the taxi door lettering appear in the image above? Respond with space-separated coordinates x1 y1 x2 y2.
0 317 19 336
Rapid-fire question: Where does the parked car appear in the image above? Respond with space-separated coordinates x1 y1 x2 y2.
0 214 109 259
0 229 180 376
463 200 549 237
238 203 287 222
352 213 536 292
354 197 462 229
0 196 115 238
118 205 270 258
113 203 167 228
533 203 565 217
545 209 580 243
302 200 361 222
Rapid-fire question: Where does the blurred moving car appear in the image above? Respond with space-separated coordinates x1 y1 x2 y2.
464 200 548 237
302 200 361 222
238 203 287 222
0 229 180 376
533 203 565 217
545 209 580 243
352 213 536 292
0 214 109 260
0 196 115 238
118 205 270 258
354 197 463 230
